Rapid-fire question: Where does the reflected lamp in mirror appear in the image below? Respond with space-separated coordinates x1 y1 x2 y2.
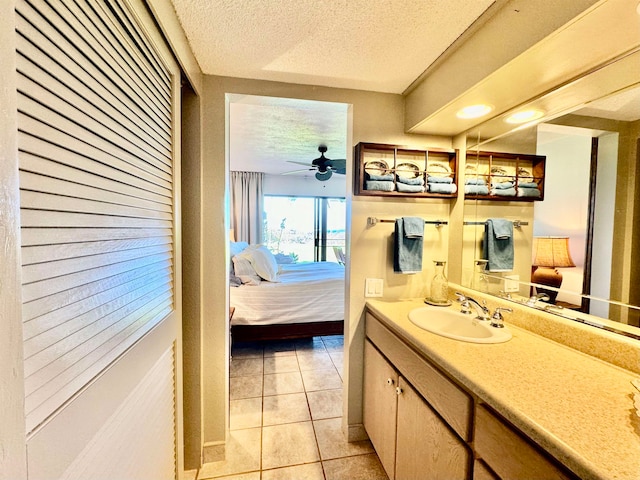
531 236 575 304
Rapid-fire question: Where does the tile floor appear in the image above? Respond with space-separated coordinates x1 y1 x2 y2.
191 335 389 480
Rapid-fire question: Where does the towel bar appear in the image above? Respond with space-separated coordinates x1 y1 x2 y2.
463 220 528 228
367 217 448 228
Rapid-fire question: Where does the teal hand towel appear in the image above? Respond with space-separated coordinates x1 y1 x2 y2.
483 219 514 271
394 217 424 274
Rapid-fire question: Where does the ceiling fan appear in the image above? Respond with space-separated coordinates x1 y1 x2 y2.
284 145 347 181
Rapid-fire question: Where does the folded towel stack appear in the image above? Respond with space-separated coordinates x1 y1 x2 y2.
427 175 457 194
395 174 425 193
365 172 394 192
517 181 541 198
464 177 489 195
490 181 516 197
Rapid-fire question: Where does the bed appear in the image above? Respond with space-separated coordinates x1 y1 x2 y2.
229 243 345 342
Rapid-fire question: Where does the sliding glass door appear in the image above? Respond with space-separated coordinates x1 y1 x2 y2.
264 196 345 263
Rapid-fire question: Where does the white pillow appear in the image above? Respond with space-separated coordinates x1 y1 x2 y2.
230 241 249 258
238 245 280 282
231 255 261 285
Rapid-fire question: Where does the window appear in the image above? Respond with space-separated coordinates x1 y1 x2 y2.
263 196 346 263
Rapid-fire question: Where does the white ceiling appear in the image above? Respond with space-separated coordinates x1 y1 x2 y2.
169 0 495 94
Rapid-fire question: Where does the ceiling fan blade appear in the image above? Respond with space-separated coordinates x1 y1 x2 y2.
326 159 346 169
287 160 313 167
281 168 312 175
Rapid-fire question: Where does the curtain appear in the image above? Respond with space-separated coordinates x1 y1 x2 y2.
230 171 264 244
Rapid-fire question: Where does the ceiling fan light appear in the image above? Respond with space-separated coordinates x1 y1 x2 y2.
315 170 332 181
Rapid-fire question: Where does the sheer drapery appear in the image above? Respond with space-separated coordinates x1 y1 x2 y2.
230 171 264 244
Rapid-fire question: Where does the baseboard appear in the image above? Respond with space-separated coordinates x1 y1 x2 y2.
347 423 369 442
203 441 225 464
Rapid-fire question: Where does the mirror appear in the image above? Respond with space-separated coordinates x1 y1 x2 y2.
461 82 640 337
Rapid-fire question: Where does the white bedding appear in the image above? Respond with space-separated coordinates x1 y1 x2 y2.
230 262 345 326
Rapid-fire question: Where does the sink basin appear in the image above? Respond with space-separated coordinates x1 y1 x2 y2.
408 306 512 344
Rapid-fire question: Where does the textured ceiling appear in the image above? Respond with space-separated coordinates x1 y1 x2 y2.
169 0 495 94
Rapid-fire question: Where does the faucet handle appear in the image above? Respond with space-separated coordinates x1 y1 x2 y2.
490 307 512 328
455 292 472 315
526 293 550 307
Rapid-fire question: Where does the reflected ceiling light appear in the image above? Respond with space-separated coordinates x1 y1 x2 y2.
456 104 493 119
505 109 544 124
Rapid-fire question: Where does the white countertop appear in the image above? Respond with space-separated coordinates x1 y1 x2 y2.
366 298 640 480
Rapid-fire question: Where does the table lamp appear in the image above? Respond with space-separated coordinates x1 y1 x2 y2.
531 236 575 304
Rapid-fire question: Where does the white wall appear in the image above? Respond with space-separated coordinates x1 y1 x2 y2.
263 173 346 197
535 125 593 305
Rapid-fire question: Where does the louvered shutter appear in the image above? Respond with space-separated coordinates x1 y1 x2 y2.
16 0 178 433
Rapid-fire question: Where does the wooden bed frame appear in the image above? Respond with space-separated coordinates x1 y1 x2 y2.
231 320 344 343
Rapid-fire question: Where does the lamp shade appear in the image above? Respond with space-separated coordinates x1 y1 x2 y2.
532 236 575 268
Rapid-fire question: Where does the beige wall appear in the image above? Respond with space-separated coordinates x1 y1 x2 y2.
199 75 454 444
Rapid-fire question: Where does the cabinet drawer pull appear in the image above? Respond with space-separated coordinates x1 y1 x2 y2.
396 386 403 396
386 377 395 386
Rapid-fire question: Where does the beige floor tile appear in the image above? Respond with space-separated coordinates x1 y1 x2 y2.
329 351 344 375
214 473 260 480
263 371 304 396
314 417 374 460
296 351 334 371
263 340 297 357
262 392 311 426
307 388 342 420
261 421 320 470
295 337 326 352
230 397 262 430
301 368 342 392
230 375 263 400
264 355 300 374
230 343 264 359
261 462 324 480
323 453 389 480
321 336 344 353
230 357 263 378
198 428 261 479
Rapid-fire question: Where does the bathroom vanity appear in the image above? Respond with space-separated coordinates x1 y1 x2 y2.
364 297 640 480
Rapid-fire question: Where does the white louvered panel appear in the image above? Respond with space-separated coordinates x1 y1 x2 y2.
25 299 173 430
59 347 176 480
18 71 172 177
24 288 172 382
17 0 171 134
18 111 172 196
22 237 172 266
15 12 172 160
17 36 172 162
16 0 176 433
62 0 172 113
20 154 172 209
20 227 173 247
23 272 171 351
22 259 171 323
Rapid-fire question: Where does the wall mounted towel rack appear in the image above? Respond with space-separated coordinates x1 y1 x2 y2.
463 220 528 228
367 217 448 228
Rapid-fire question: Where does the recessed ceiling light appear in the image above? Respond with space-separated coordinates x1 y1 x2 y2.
456 104 493 119
504 109 544 124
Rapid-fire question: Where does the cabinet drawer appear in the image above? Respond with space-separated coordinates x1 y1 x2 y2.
365 312 472 440
475 405 575 480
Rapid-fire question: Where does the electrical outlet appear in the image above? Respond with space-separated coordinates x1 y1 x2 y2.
365 278 383 297
504 275 520 292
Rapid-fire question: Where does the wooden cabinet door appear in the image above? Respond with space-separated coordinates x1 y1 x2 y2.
363 340 398 479
395 378 470 480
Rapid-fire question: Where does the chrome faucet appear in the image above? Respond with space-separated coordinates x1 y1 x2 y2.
490 307 512 328
525 293 550 307
455 292 490 321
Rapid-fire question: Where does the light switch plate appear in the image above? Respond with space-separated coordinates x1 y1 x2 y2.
365 278 383 297
504 275 520 292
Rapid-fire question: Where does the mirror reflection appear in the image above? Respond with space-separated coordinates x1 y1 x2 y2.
462 85 640 334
